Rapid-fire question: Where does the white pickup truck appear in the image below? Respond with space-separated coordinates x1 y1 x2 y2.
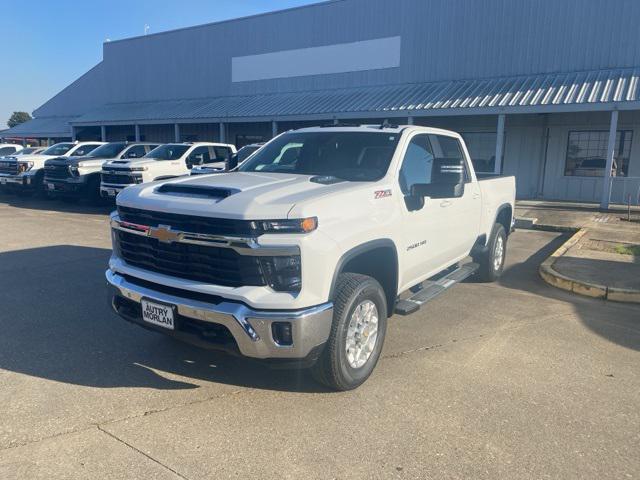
44 142 159 203
106 125 515 390
100 142 236 199
0 141 104 195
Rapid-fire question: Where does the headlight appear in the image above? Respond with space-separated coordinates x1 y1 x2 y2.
260 255 302 292
254 217 318 234
69 166 79 176
17 162 33 173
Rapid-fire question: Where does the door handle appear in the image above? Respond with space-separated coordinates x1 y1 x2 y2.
473 192 480 199
440 200 453 207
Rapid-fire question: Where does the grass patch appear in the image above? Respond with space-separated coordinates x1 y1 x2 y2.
614 244 640 256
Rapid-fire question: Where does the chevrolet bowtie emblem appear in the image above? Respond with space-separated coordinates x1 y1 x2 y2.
148 225 181 243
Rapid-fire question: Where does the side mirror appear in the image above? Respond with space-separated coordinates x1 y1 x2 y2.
406 158 466 210
226 153 239 171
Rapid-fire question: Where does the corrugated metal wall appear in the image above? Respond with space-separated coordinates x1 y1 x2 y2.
34 0 640 116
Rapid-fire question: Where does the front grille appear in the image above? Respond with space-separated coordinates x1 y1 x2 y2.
0 161 17 175
102 173 142 185
44 165 71 180
118 206 258 236
116 230 266 287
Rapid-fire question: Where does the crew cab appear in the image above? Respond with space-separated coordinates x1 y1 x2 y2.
100 142 236 198
0 141 103 195
191 143 261 176
44 142 158 202
106 125 515 390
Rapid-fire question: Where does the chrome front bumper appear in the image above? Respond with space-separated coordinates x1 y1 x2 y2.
0 173 31 186
106 270 333 359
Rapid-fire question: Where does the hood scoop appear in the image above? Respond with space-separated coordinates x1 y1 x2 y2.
155 184 240 201
309 175 345 185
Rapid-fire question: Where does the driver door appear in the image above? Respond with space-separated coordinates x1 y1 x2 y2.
398 134 451 284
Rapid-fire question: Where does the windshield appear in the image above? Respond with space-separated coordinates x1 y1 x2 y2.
87 142 127 158
237 145 261 163
42 143 74 156
145 144 190 160
239 132 400 181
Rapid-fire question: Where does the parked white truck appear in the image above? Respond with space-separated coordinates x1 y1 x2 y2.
106 125 515 390
100 142 236 198
44 142 159 203
0 141 104 195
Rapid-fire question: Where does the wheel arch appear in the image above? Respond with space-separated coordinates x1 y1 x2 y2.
329 239 399 317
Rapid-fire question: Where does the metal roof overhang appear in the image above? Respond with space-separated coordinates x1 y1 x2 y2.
71 68 640 126
0 116 75 138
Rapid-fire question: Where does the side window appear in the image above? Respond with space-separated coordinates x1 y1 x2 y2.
123 145 147 159
213 146 232 161
145 145 159 154
186 146 210 167
428 135 470 181
399 135 434 194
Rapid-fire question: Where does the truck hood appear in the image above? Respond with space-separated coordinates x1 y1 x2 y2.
46 155 113 168
104 158 163 170
116 171 370 220
7 154 60 168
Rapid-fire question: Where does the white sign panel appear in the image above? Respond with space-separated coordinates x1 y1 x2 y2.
232 36 401 83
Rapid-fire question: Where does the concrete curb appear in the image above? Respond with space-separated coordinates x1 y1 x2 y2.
538 228 640 304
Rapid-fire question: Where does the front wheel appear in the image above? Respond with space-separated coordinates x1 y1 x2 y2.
311 273 387 391
474 222 507 282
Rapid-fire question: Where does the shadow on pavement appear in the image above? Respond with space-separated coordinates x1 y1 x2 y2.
0 245 325 393
497 231 640 352
0 191 114 216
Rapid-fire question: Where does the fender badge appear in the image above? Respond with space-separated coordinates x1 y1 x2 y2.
374 189 392 199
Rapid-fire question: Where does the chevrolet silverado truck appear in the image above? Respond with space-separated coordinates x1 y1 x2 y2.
100 142 236 199
44 142 159 203
106 125 515 390
191 143 262 176
0 141 104 195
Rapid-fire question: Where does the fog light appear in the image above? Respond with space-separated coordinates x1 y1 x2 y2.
272 322 293 346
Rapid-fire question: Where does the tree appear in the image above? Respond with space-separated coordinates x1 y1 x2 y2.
7 111 32 128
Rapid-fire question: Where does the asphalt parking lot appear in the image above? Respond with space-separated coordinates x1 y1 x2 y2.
0 194 639 480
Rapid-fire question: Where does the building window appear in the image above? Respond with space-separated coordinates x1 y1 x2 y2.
461 132 502 174
565 130 633 177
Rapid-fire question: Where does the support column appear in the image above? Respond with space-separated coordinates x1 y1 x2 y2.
134 124 141 142
271 121 278 138
100 125 107 142
174 124 181 143
600 110 619 210
46 138 52 146
407 115 414 125
71 126 77 141
495 114 506 174
219 122 226 143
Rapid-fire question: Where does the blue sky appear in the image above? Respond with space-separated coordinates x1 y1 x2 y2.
0 0 317 128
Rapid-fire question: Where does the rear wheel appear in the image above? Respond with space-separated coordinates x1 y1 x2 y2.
311 273 387 391
474 222 507 282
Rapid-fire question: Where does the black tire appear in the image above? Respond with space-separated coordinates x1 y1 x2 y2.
474 223 507 282
311 273 387 391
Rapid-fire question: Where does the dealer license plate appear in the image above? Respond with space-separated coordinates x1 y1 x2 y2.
141 299 175 330
47 183 55 191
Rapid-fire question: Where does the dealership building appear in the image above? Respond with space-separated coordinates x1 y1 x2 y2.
3 0 640 207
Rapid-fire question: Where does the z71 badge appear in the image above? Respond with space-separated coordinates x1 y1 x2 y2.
374 189 392 199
